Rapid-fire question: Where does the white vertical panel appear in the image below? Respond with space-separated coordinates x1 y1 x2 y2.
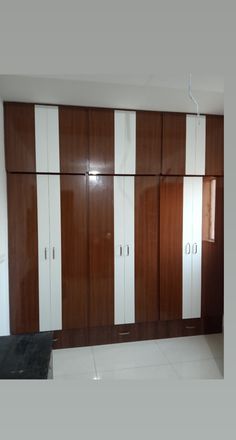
47 106 60 173
185 116 196 175
37 175 51 331
123 176 135 323
191 177 202 318
115 110 136 174
48 175 62 330
114 176 125 324
35 105 60 173
186 115 206 175
195 116 206 175
35 106 48 172
182 177 194 319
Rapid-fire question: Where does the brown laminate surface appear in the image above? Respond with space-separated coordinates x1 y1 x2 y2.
89 108 114 174
59 106 88 173
135 176 159 322
4 102 36 172
160 176 183 320
7 174 39 334
88 175 114 326
162 112 186 175
201 177 224 317
205 115 224 176
61 175 88 329
136 111 162 174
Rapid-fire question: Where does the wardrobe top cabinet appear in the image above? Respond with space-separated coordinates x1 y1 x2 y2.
162 112 224 176
4 102 223 176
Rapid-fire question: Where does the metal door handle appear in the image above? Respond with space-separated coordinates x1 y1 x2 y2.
119 245 123 256
52 247 55 259
126 245 130 256
192 243 198 254
44 248 47 260
185 243 191 254
118 332 130 336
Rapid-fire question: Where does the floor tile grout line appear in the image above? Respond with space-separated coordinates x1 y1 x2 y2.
91 346 99 379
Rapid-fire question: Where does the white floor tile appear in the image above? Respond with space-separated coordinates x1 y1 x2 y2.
93 340 169 373
155 334 222 363
53 371 97 380
52 346 95 376
97 364 179 380
172 358 223 379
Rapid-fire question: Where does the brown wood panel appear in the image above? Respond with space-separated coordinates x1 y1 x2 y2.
135 176 159 322
160 176 183 320
88 175 114 326
59 106 88 173
205 115 224 176
53 328 88 349
136 111 162 174
7 174 39 334
201 177 223 317
89 108 114 174
61 175 88 329
162 112 186 175
4 102 36 172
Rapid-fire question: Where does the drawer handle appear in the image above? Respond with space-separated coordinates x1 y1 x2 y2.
185 326 196 329
118 331 130 336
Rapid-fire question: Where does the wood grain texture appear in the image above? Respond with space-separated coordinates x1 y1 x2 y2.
88 175 114 326
136 111 162 174
160 176 183 320
7 174 39 334
4 102 36 172
135 176 159 322
89 108 114 174
59 106 88 173
205 115 224 176
53 318 222 349
61 175 88 330
162 112 186 175
201 177 223 317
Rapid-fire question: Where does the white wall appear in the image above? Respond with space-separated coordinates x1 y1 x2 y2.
0 98 10 335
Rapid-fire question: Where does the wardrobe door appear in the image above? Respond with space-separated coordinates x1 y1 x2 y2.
8 174 39 334
185 116 206 175
202 177 223 317
36 175 51 331
4 102 36 173
89 109 114 174
135 176 159 322
136 111 162 174
205 116 224 176
89 175 114 326
160 177 183 320
114 176 125 324
35 105 60 173
48 175 62 330
59 106 88 173
115 111 136 174
162 113 186 175
61 175 88 329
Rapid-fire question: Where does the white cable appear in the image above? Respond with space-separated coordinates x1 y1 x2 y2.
188 73 200 123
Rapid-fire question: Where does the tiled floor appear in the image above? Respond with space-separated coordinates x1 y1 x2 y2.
52 333 223 380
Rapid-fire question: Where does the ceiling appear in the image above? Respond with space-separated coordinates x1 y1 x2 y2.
0 74 224 114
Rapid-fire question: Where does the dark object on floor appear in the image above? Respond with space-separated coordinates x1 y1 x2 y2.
0 332 53 379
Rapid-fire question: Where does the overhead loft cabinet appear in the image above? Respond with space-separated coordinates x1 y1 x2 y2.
4 100 223 348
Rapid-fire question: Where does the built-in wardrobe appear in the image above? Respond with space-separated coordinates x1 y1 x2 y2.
4 102 223 348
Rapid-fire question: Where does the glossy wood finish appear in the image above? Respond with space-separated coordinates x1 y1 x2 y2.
89 109 114 174
135 176 159 322
201 177 223 317
53 317 222 349
4 102 36 172
162 112 186 175
160 177 183 320
136 111 162 174
61 175 88 330
59 106 88 173
205 115 224 176
7 174 39 334
88 176 114 326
